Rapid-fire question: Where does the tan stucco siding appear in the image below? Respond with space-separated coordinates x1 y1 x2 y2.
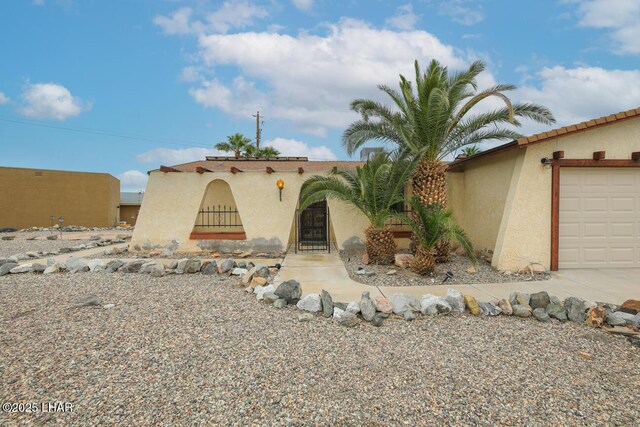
119 205 140 225
131 170 369 252
0 167 119 229
446 148 521 252
493 118 640 271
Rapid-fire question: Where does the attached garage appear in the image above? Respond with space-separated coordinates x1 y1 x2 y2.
559 168 640 268
447 107 640 273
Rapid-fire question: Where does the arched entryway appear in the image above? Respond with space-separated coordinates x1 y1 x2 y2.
191 179 245 240
295 199 331 252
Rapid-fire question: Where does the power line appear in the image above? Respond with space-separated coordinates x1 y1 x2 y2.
0 116 212 148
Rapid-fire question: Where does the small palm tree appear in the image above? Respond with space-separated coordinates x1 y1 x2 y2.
397 196 475 275
461 145 481 157
245 145 281 158
215 133 252 158
299 152 416 264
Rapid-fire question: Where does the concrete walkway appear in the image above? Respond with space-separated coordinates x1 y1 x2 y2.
275 251 640 304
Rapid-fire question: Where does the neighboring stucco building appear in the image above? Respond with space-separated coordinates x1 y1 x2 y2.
0 166 120 229
131 157 371 253
447 108 640 272
120 192 144 226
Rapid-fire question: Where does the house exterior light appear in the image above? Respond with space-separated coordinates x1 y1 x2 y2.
276 179 284 201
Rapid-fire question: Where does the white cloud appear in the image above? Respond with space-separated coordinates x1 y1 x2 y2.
517 65 640 132
291 0 313 12
189 18 469 134
154 1 268 35
19 82 91 120
180 66 203 82
265 137 337 160
572 0 640 54
438 0 484 26
118 170 148 191
136 147 223 164
386 4 419 31
0 92 9 105
154 7 194 35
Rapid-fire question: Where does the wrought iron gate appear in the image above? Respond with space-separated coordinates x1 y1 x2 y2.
295 200 330 253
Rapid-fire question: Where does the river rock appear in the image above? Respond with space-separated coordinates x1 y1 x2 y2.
0 262 18 276
297 294 322 312
445 288 465 313
254 284 276 301
241 267 256 284
262 292 279 304
10 264 34 274
420 295 451 315
105 260 124 273
255 265 270 279
274 280 302 304
333 307 358 327
546 303 568 321
119 260 145 273
251 277 268 288
497 299 513 315
32 263 46 273
607 311 636 326
185 259 201 274
201 262 217 275
564 297 587 323
321 290 334 318
391 294 421 314
464 295 481 316
479 302 502 316
359 291 376 321
509 291 532 311
273 298 287 309
67 257 89 273
175 258 189 274
529 291 551 310
218 258 235 274
373 296 393 314
88 259 106 272
619 299 640 315
532 308 551 323
346 301 360 314
512 304 532 318
371 314 383 327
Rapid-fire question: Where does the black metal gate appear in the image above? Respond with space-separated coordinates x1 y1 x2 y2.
295 200 330 253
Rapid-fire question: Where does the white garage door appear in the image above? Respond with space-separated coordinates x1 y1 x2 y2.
559 168 640 268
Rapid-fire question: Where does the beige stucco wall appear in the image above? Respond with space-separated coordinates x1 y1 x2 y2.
493 118 640 271
131 170 370 252
446 148 522 252
0 167 119 229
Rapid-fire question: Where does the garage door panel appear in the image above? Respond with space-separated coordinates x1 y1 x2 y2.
559 168 640 269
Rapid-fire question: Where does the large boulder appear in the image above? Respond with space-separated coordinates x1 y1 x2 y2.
184 259 201 274
201 262 217 275
464 295 481 316
359 291 376 321
0 262 18 276
478 302 502 316
321 290 334 318
373 296 393 314
118 260 145 273
564 297 587 323
546 303 568 321
420 295 451 315
498 299 513 315
333 307 358 327
607 311 636 326
346 301 360 314
105 260 124 273
254 284 276 301
274 280 302 304
297 294 322 312
512 304 532 318
218 258 235 274
391 294 421 315
532 308 552 323
88 259 106 272
619 299 640 315
444 289 465 313
509 292 532 311
529 291 551 310
67 257 89 273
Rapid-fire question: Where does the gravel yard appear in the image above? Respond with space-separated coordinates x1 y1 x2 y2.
341 250 551 286
1 273 638 426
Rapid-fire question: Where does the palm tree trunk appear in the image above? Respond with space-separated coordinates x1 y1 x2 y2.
410 246 436 275
410 158 450 262
365 226 396 265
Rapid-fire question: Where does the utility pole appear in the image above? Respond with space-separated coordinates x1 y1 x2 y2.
253 111 262 149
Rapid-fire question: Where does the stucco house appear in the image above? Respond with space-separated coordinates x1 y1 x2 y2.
131 107 640 273
447 107 640 272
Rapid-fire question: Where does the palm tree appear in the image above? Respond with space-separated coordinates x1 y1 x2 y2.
461 145 481 157
343 59 555 262
299 152 416 264
245 145 281 158
215 133 253 158
397 196 475 275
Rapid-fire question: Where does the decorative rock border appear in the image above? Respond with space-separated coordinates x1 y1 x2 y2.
3 253 639 347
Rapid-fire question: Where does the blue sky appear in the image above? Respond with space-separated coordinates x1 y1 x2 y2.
1 0 639 191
